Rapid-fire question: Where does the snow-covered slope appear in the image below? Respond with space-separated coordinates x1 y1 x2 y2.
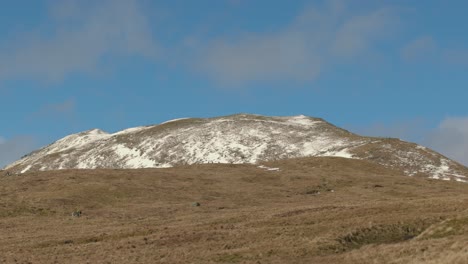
5 114 468 182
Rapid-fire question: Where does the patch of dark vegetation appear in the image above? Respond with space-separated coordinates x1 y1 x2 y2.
71 210 82 217
418 216 468 239
37 229 158 248
305 189 321 195
2 171 13 176
326 220 436 253
0 203 56 217
303 178 335 195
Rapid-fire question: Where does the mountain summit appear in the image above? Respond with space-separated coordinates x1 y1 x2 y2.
5 114 468 182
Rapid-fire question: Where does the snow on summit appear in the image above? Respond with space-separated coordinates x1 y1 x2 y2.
5 114 468 182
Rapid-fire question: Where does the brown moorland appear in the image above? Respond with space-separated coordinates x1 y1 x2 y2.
1 157 467 263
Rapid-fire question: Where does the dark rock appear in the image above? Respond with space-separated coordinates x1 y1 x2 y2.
71 210 82 217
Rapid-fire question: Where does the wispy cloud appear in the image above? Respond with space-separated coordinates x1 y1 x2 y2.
189 1 399 85
349 117 468 167
0 0 158 83
28 99 80 131
38 99 76 116
401 35 468 66
424 117 468 166
0 136 37 169
351 117 468 166
400 36 437 62
442 49 468 65
330 7 396 58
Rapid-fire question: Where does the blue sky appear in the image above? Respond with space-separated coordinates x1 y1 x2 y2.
1 0 468 167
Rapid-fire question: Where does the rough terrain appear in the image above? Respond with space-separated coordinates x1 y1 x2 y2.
1 157 467 263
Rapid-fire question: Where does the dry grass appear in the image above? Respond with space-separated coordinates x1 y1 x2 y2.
1 157 467 263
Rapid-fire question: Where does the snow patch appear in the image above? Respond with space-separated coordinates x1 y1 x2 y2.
321 148 354 159
160 118 190 125
112 144 156 168
21 165 32 174
420 158 467 182
113 126 150 136
258 165 280 171
46 129 110 154
426 159 451 179
287 115 322 127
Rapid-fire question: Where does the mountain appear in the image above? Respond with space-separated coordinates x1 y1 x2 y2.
4 114 468 182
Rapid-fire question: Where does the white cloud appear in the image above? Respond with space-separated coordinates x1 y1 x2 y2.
197 31 322 84
351 117 468 166
424 117 468 166
442 49 468 65
401 36 437 62
0 136 37 169
27 99 80 130
0 0 158 83
38 99 76 116
400 36 468 66
331 8 396 58
191 2 399 85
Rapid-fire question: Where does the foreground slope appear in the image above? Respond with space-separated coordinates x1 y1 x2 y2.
5 114 468 182
1 158 468 263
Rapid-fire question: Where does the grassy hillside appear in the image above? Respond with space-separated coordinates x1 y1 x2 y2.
1 157 467 263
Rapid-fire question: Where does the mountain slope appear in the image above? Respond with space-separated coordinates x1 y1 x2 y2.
5 114 468 182
2 158 468 263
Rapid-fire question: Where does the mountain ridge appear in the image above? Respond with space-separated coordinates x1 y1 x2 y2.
5 114 468 182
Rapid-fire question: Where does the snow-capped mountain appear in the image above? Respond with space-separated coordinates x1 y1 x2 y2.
5 114 468 182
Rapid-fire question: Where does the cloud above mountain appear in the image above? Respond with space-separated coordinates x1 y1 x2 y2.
425 117 468 166
401 36 437 62
352 117 468 166
0 136 37 169
190 2 399 85
0 0 158 83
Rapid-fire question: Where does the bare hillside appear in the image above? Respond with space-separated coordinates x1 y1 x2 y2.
1 158 467 263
